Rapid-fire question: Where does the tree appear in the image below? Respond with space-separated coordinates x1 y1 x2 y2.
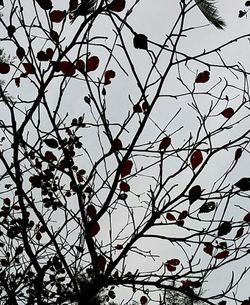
0 0 250 304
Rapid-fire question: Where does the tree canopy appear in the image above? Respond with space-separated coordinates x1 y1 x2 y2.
0 1 250 305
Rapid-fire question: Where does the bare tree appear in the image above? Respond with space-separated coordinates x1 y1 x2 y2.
0 0 250 305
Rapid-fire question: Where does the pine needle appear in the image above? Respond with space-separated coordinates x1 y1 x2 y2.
195 0 226 29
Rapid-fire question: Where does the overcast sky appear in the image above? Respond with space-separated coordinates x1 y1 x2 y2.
1 1 250 304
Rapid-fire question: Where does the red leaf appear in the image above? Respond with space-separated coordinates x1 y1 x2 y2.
189 185 201 204
167 259 180 266
36 232 42 240
218 221 232 236
23 63 35 74
37 51 49 61
87 204 97 219
16 47 25 60
120 181 130 192
15 77 20 87
178 210 188 220
181 280 193 288
69 0 78 11
235 227 244 239
13 204 20 210
243 212 250 222
159 136 171 150
3 198 11 205
29 175 42 188
214 250 229 259
120 160 133 178
50 10 65 23
78 169 86 175
0 63 10 74
166 212 176 221
104 70 116 85
111 138 123 151
50 30 59 43
90 222 100 237
109 0 126 12
46 48 54 60
97 255 106 272
115 244 123 250
36 0 52 10
37 49 53 61
166 263 176 272
133 103 142 113
222 108 234 119
7 25 16 37
75 59 85 72
59 61 76 76
44 151 57 162
86 56 99 72
191 150 203 170
191 281 202 288
77 174 84 182
140 296 148 305
142 100 149 112
195 70 210 83
234 148 242 161
241 300 250 305
203 242 213 256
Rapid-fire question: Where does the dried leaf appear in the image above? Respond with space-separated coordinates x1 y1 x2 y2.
235 227 244 239
86 56 99 72
166 212 176 221
235 177 250 191
195 71 210 83
234 148 242 161
16 47 25 60
166 264 176 272
59 61 76 76
36 0 52 10
133 34 148 50
243 212 250 222
214 250 229 259
50 30 59 43
217 221 232 236
140 296 148 305
189 185 202 204
120 160 133 178
0 63 10 74
222 108 234 119
133 103 142 113
90 222 100 237
166 259 180 266
75 59 85 72
104 70 116 85
120 181 130 192
50 10 66 23
142 100 149 112
199 201 215 213
111 138 123 151
203 242 213 256
191 150 203 170
87 205 97 219
44 138 58 149
178 210 188 220
97 255 106 272
159 136 171 151
44 151 57 162
109 0 126 12
23 63 35 74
